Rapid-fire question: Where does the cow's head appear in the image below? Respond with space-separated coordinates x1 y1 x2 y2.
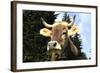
40 17 78 60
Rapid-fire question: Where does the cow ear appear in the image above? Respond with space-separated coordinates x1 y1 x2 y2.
40 28 52 37
68 25 79 36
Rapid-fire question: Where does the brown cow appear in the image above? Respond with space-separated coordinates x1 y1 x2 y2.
40 17 79 61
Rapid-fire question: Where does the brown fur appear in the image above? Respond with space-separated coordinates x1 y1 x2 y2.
40 20 79 61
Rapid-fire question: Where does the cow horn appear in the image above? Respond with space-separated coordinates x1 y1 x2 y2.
41 17 53 28
68 15 76 27
68 21 74 27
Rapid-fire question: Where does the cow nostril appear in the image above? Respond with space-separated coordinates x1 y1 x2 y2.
53 42 57 47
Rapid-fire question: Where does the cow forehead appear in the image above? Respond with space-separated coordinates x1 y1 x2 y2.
53 22 68 29
54 21 68 27
51 22 68 42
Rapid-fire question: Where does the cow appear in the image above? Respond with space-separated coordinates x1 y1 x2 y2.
40 17 79 61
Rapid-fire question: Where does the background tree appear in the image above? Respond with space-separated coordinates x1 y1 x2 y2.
62 12 71 23
23 10 57 62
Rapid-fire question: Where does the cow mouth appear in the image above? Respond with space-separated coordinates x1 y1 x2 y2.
47 41 62 61
49 48 61 51
48 48 61 61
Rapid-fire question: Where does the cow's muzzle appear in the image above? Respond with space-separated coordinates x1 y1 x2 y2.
47 41 62 51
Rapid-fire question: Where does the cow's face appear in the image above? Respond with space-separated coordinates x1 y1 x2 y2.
49 22 68 50
40 18 78 51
